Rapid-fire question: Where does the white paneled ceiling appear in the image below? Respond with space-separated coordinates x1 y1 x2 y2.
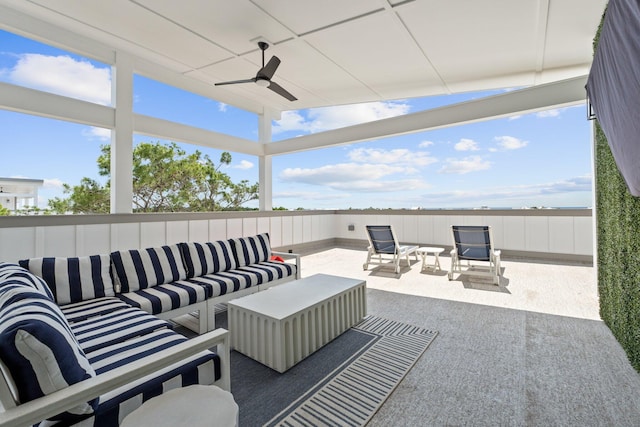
0 0 607 113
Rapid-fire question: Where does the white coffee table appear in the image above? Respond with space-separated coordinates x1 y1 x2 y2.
416 247 444 271
227 273 367 373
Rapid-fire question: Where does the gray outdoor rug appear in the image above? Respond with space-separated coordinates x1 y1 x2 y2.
228 314 438 427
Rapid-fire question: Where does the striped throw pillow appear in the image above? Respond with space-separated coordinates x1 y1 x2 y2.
0 286 98 420
230 233 272 267
179 241 237 278
110 244 187 293
19 255 114 306
0 262 54 300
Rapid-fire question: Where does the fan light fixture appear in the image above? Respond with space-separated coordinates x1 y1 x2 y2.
255 79 270 88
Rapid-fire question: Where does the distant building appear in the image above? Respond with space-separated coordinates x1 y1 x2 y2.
0 177 44 212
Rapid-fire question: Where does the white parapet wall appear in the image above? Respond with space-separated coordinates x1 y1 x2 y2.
0 209 592 262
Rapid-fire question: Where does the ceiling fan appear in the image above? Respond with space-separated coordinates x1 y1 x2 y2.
215 41 297 101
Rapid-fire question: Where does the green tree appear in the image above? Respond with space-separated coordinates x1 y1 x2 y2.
50 141 259 213
0 205 10 216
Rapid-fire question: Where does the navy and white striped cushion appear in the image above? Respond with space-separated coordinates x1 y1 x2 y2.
179 241 237 278
60 297 131 324
19 255 114 305
0 286 98 420
117 281 210 315
0 262 54 300
236 261 297 284
81 328 219 426
230 233 271 267
70 307 171 353
110 245 187 293
188 270 255 298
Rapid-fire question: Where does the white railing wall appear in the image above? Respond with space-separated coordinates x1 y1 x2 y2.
0 209 592 263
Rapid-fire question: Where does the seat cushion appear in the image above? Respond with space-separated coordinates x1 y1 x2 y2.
185 270 255 298
0 286 98 421
19 255 114 305
82 328 220 426
117 281 209 315
229 233 271 267
235 261 297 285
111 244 187 293
60 297 133 324
179 240 237 278
70 307 172 353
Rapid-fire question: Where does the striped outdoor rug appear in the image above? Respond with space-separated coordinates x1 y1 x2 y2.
264 316 438 427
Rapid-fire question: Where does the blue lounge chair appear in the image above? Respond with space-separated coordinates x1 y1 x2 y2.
449 225 501 285
363 225 418 274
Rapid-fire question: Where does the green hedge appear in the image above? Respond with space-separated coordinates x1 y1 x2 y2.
594 7 640 372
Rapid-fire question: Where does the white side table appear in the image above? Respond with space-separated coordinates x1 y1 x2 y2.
416 247 444 271
121 385 238 427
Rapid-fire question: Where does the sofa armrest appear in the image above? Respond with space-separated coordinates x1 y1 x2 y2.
0 329 230 427
272 251 301 279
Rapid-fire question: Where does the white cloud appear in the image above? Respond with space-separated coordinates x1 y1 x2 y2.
536 109 560 118
273 101 411 134
454 138 480 151
279 163 428 192
439 156 491 174
43 178 65 189
419 140 434 147
233 160 254 169
495 135 528 150
508 115 522 121
420 175 592 204
218 102 228 112
82 127 111 141
348 148 436 167
8 54 111 105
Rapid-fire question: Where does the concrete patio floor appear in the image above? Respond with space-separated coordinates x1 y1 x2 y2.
298 246 640 426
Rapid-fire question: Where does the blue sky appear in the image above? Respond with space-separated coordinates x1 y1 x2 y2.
0 30 593 210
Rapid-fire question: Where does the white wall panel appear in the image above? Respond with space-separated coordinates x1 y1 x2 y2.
188 220 209 242
227 218 242 238
242 217 257 237
302 215 312 243
525 216 549 252
417 215 434 246
549 217 574 254
269 216 282 248
503 216 525 250
111 223 140 251
574 217 594 255
281 216 293 246
311 215 321 242
42 226 76 257
78 224 111 256
483 216 504 249
140 222 166 248
401 215 419 244
292 216 303 244
257 217 270 235
209 219 227 241
0 227 36 262
166 221 189 244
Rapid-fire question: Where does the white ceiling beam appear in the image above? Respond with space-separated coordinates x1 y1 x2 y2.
134 114 262 156
0 82 114 128
265 76 588 156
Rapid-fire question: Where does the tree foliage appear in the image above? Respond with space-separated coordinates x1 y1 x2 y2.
49 141 259 214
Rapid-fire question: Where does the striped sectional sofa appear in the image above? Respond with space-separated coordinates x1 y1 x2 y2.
0 233 298 426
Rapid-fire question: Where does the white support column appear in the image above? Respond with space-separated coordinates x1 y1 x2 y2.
258 110 275 211
111 52 134 213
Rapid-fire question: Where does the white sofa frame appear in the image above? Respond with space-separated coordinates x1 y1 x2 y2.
0 329 230 427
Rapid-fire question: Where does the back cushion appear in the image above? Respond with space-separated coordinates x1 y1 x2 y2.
0 262 54 300
0 286 98 420
179 241 237 278
19 255 114 306
230 233 272 267
110 244 187 293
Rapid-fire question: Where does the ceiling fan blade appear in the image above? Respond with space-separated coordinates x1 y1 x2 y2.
256 56 281 80
268 81 297 101
214 77 256 86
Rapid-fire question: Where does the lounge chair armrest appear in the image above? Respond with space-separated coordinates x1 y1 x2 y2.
272 251 301 279
450 248 458 257
0 329 230 427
